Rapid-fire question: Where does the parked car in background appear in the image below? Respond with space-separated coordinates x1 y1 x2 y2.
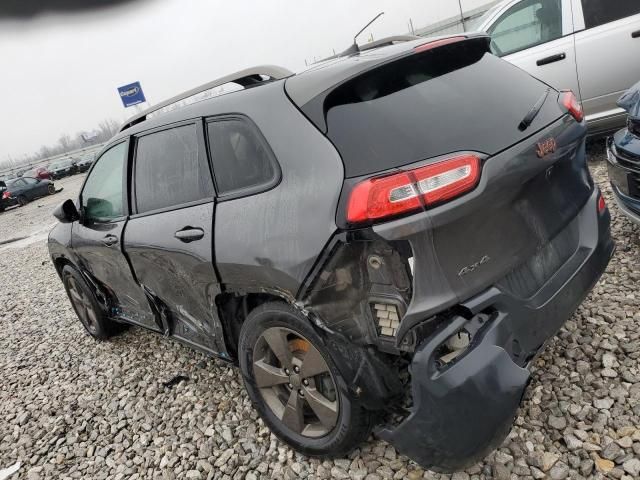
607 80 640 224
472 0 640 136
49 34 614 472
2 177 56 207
23 167 52 180
0 180 17 211
76 154 95 173
48 158 78 179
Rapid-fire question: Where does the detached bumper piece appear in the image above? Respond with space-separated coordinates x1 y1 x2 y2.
378 192 614 472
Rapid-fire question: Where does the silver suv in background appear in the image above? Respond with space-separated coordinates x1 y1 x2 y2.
472 0 640 135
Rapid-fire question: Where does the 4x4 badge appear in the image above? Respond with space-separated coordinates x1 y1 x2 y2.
536 138 557 158
458 255 491 277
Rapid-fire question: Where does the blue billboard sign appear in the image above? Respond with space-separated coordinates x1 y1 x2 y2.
117 81 146 108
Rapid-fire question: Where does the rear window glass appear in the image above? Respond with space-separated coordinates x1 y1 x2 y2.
134 124 214 213
319 40 562 177
581 0 640 29
206 118 278 196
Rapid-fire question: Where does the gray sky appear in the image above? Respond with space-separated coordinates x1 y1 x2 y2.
0 0 492 161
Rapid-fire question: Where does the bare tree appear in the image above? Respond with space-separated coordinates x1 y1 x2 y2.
2 117 121 171
97 118 120 141
58 133 72 152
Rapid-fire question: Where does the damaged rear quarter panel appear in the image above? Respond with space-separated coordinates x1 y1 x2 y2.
211 82 345 296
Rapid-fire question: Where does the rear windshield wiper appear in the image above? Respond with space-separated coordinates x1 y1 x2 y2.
519 88 551 132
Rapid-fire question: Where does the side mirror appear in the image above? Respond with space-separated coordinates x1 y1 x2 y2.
53 199 80 223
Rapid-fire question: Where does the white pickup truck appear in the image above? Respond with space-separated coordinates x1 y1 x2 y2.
472 0 640 135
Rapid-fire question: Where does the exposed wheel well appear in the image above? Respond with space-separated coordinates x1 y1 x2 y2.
216 291 287 361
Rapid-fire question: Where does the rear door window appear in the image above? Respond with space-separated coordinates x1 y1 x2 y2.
133 124 214 214
206 118 279 197
488 0 563 56
581 0 640 29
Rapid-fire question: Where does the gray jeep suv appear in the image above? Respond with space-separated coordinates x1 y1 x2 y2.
48 33 614 471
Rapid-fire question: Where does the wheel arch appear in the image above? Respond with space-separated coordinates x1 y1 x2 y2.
215 286 299 362
53 256 112 313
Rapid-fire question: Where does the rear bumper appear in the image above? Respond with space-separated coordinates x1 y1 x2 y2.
377 191 614 472
0 197 18 209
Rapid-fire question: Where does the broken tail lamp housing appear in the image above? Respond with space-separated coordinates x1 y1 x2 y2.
347 154 481 224
372 302 401 337
559 90 584 123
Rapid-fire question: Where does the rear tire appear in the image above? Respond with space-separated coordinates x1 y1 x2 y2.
61 265 124 340
17 195 28 207
238 302 373 459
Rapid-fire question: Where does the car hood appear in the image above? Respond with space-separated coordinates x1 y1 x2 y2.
618 80 640 119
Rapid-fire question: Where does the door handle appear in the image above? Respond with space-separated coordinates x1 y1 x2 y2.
632 30 640 39
174 227 205 243
102 234 119 247
536 53 566 66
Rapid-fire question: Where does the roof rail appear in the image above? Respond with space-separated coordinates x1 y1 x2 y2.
119 65 293 132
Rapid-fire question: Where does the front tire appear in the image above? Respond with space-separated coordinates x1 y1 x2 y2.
61 266 122 340
47 184 56 195
238 302 373 459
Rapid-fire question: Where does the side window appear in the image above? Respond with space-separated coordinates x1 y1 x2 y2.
81 143 126 221
581 0 640 29
206 118 279 196
134 124 213 214
23 177 37 185
489 0 563 56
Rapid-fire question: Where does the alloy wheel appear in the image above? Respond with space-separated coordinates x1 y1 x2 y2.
252 327 339 438
67 277 99 335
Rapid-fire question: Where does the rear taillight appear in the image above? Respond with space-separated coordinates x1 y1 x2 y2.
560 90 584 123
414 36 466 54
347 154 481 224
2 191 10 200
598 193 607 214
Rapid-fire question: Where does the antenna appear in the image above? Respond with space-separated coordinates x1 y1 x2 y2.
457 0 466 30
354 12 384 46
342 12 385 55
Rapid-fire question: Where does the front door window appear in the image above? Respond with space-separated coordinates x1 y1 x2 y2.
489 0 563 56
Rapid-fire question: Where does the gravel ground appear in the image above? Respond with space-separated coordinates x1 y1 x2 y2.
1 149 639 480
